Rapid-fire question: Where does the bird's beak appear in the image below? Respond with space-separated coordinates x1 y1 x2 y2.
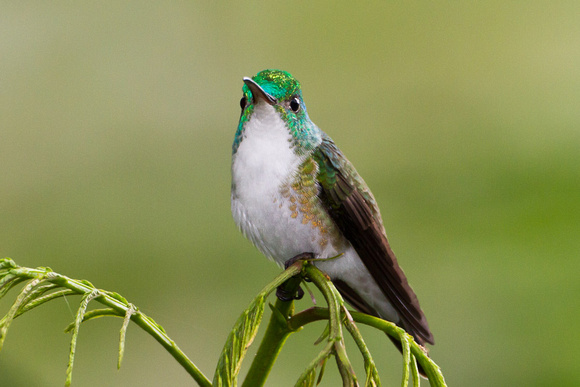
243 77 277 105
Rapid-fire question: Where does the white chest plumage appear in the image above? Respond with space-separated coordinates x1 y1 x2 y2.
230 103 399 323
231 103 321 264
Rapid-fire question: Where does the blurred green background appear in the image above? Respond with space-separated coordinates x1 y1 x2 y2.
1 2 579 386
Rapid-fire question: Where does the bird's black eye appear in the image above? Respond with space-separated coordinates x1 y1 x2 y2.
290 97 300 113
240 96 247 110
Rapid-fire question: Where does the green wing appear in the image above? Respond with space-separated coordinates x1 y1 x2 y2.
314 133 434 345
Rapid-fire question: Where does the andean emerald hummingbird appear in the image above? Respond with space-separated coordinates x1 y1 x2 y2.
231 69 434 350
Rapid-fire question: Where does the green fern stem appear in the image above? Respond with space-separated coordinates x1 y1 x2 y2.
241 274 303 387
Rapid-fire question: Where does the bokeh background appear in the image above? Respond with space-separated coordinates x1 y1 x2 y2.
2 2 579 386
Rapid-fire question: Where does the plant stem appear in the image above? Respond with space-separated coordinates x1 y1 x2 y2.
241 275 302 387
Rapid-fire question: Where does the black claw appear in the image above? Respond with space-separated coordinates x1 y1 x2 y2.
295 286 304 300
276 284 304 301
275 252 314 302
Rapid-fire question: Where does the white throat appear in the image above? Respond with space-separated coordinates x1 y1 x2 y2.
231 103 301 200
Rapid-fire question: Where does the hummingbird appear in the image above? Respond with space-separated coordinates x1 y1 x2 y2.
231 69 434 351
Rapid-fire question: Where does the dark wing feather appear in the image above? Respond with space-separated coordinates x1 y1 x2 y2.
314 134 434 345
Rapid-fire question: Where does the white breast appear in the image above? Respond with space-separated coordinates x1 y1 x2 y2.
231 103 305 262
231 104 299 203
230 103 399 323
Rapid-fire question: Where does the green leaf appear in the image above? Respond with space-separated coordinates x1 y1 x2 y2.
10 281 56 318
219 262 303 387
295 341 333 387
399 331 411 387
334 340 358 387
16 289 76 318
346 311 447 387
0 258 16 270
411 355 419 387
118 304 137 369
302 263 358 386
108 291 129 304
316 356 328 385
213 294 267 386
0 259 211 387
0 275 27 299
0 278 43 350
313 322 330 345
63 308 123 333
66 289 101 387
342 307 380 387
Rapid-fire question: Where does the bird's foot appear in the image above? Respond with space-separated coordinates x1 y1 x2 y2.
275 252 315 301
276 283 304 301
